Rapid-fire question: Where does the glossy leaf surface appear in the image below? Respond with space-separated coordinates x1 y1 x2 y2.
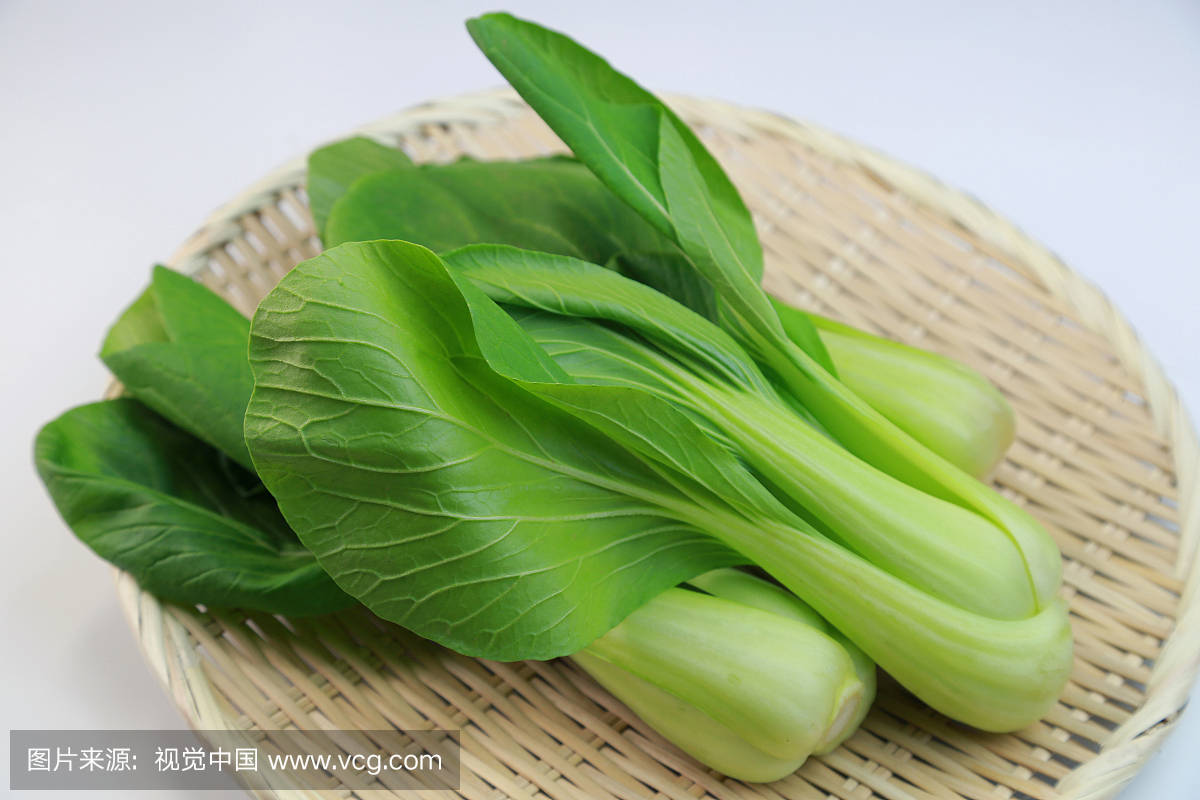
244 240 1071 729
36 399 355 615
445 246 1036 619
244 240 747 659
465 12 834 374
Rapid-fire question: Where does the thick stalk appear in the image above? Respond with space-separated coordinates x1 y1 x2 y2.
708 512 1073 733
547 323 1039 621
742 322 1064 613
571 651 810 782
685 568 876 753
772 298 1016 480
815 326 1015 480
578 588 863 771
696 380 1036 620
455 250 1054 619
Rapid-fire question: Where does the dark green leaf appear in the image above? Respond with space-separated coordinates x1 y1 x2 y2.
324 157 671 261
467 13 742 246
465 12 834 375
307 136 413 238
35 398 356 615
101 266 255 470
324 150 720 322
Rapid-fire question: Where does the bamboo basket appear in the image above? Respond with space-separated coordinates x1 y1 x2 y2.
116 88 1200 800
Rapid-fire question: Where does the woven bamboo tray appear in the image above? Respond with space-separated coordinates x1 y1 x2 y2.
116 88 1200 800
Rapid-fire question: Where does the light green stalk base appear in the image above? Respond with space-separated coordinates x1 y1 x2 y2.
577 587 864 782
686 568 877 753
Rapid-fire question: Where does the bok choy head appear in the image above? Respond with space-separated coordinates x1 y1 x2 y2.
244 239 1072 732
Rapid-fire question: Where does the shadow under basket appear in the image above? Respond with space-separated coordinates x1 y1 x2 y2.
116 88 1200 800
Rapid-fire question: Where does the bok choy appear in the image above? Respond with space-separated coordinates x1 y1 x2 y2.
36 267 356 615
33 12 1078 782
465 12 1063 615
442 244 1033 619
45 263 880 777
243 238 1072 732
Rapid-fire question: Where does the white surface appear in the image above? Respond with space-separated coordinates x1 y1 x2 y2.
2 1 1197 797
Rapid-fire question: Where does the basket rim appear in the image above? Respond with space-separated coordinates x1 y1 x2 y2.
135 86 1200 800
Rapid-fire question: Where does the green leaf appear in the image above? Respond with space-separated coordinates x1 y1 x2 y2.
307 136 413 238
443 244 771 396
244 240 745 659
465 12 834 374
466 14 667 235
446 246 1039 619
609 250 718 323
325 156 672 260
503 307 736 450
654 112 771 323
101 266 256 470
467 14 745 248
99 284 168 353
656 117 830 363
314 138 721 323
324 150 722 322
35 399 356 616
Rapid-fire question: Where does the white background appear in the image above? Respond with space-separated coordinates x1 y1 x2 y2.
2 1 1198 798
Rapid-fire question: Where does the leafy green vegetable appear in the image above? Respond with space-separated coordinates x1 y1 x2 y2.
318 143 722 321
575 583 865 782
307 136 413 238
464 15 747 263
33 10 1068 750
465 11 1063 615
101 265 256 471
55 265 357 616
35 398 356 615
443 244 1035 619
245 239 1072 731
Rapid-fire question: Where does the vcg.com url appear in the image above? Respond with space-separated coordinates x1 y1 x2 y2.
267 751 442 776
